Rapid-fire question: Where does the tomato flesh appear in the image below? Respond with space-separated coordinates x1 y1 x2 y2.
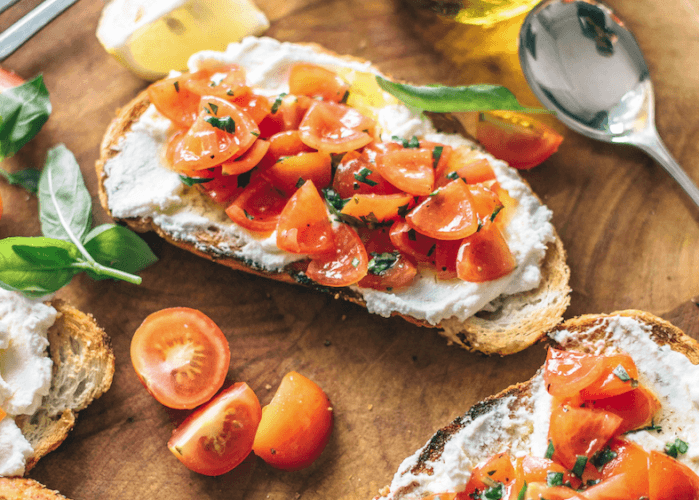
456 224 516 282
374 149 435 196
0 68 25 92
406 179 478 240
263 152 332 195
252 371 333 470
221 138 270 175
332 150 400 198
148 75 201 128
306 223 368 287
289 63 350 103
587 386 661 434
276 180 335 254
543 349 607 400
389 220 438 264
649 450 699 500
341 193 414 222
358 252 418 291
298 101 375 153
130 307 230 409
168 382 261 476
183 64 251 99
225 177 290 233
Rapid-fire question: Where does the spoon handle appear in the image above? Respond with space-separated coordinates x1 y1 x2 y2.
633 131 699 209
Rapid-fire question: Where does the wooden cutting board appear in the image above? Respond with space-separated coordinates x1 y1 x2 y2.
1 0 698 499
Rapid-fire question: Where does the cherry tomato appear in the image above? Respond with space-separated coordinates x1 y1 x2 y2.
225 177 290 233
595 438 650 499
288 63 350 103
468 184 504 228
263 152 332 195
276 180 335 254
454 159 497 186
649 450 699 500
358 252 418 291
341 193 414 222
0 67 25 92
130 307 230 409
476 111 563 170
168 382 261 476
406 179 478 240
148 75 201 128
252 371 333 470
456 224 515 282
306 223 368 287
298 101 375 153
587 386 661 434
578 353 638 400
419 140 453 177
221 139 270 176
183 64 251 99
434 145 481 181
515 455 580 489
192 168 243 206
256 130 315 172
543 349 607 400
522 483 584 500
462 453 517 499
332 150 400 198
233 92 272 124
357 226 395 254
258 94 313 137
434 239 460 280
389 220 438 264
374 149 435 196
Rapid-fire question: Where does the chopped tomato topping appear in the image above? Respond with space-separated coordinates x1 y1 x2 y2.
595 438 650 498
578 353 639 400
358 226 395 254
194 168 243 206
263 152 332 195
299 101 375 153
544 349 607 400
515 456 581 490
341 193 414 222
456 224 515 282
389 220 438 264
435 145 481 180
587 386 661 434
374 148 435 196
434 239 460 280
332 150 400 198
358 252 417 291
406 179 478 240
257 130 315 171
468 184 504 228
419 140 453 176
649 450 699 500
259 94 314 137
491 182 517 229
183 64 251 100
288 63 350 103
148 75 201 128
523 483 585 500
225 177 289 233
276 180 334 254
221 139 270 175
233 92 272 124
462 452 517 499
306 223 368 287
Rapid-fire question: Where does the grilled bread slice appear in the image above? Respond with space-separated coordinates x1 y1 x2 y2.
0 477 69 500
96 37 570 355
375 310 699 499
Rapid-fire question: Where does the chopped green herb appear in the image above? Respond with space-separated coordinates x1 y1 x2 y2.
427 244 436 257
593 446 618 470
516 482 527 500
179 175 214 186
397 203 411 217
482 482 504 500
546 471 564 487
665 438 689 458
351 257 360 267
586 479 601 487
612 364 631 382
226 89 235 96
173 81 180 92
209 80 217 87
354 167 378 186
271 93 287 114
572 456 587 478
237 170 252 189
446 170 460 181
340 90 349 104
322 187 348 211
407 136 420 148
367 252 399 275
428 189 439 197
296 177 306 188
243 209 254 220
490 205 503 222
205 116 235 134
408 228 417 241
0 167 41 193
545 440 555 459
432 145 443 168
208 102 219 115
251 131 260 137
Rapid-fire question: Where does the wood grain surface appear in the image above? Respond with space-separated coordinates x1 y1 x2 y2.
1 0 698 499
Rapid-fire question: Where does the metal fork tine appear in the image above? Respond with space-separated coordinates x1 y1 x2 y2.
0 0 22 16
0 0 80 61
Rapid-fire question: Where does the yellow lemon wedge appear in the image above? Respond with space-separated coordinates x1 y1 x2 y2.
96 0 270 81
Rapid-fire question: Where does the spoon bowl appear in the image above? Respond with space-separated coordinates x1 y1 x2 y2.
519 0 699 207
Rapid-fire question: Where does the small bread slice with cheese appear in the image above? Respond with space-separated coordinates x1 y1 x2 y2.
375 310 699 499
96 36 570 355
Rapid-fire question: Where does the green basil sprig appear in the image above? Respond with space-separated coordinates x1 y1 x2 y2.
375 76 546 114
0 74 51 159
0 145 157 297
0 167 40 193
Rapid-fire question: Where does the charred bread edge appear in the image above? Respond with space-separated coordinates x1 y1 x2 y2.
96 46 570 355
377 309 699 498
0 477 69 500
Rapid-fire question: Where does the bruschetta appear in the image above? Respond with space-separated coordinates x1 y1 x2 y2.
96 36 570 355
375 310 699 499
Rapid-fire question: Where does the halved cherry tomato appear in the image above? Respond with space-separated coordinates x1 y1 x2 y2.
462 452 517 499
543 349 607 400
341 193 414 222
468 184 504 228
406 179 478 240
130 307 230 409
332 150 400 198
491 182 517 229
276 180 334 254
358 252 417 291
174 97 259 172
257 130 315 172
476 111 563 170
596 438 650 499
168 382 261 476
435 145 482 181
522 483 584 500
306 223 368 287
193 168 243 206
221 139 270 176
233 92 272 124
225 177 290 233
258 94 314 137
263 152 332 195
252 371 333 470
148 75 201 128
419 140 453 176
456 224 515 282
299 101 375 153
183 64 251 99
0 67 25 92
358 226 395 254
289 63 350 103
434 239 460 280
458 159 497 185
649 450 699 500
515 456 581 489
581 473 635 500
578 353 638 400
587 386 661 434
374 149 435 196
389 220 438 264
548 404 623 470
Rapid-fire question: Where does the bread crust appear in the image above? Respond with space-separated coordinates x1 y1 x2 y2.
0 478 68 500
96 43 570 355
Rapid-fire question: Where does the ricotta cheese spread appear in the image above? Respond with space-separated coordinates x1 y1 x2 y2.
0 288 56 476
102 36 555 325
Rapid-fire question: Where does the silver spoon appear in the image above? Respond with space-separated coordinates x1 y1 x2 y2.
519 0 699 208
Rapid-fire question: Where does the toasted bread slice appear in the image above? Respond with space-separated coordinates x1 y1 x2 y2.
376 310 699 499
0 478 69 500
14 299 115 474
96 37 570 355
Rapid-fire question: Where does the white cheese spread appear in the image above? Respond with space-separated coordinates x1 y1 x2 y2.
102 36 555 325
0 288 56 476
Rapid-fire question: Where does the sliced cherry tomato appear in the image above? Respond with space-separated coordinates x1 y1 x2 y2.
434 239 460 280
276 180 334 254
174 97 259 172
462 452 517 499
252 371 333 470
515 456 581 489
183 64 251 99
130 307 230 409
456 224 515 282
0 67 25 92
523 482 584 500
358 252 417 291
263 152 332 195
434 145 481 180
578 353 638 400
225 177 290 233
595 438 650 499
458 158 497 185
288 63 350 103
468 184 504 228
543 349 607 400
581 473 636 500
548 404 623 470
374 148 435 196
221 139 270 176
258 94 313 137
649 450 699 500
341 193 414 222
389 220 438 264
587 386 661 434
406 179 478 240
419 140 453 177
332 150 400 198
476 111 563 170
299 101 375 153
193 168 243 206
491 182 517 229
358 226 395 254
233 92 272 124
168 382 261 476
257 130 315 172
306 223 368 287
148 75 201 128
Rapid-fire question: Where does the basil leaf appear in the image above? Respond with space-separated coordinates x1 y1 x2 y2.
572 455 588 478
179 175 214 186
38 145 92 243
367 252 399 275
0 237 82 297
546 471 563 487
376 76 545 113
0 75 51 160
83 224 158 279
0 167 41 193
545 440 555 459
